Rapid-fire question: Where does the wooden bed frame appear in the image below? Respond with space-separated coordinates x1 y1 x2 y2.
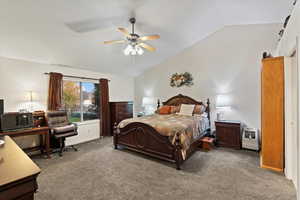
113 94 211 170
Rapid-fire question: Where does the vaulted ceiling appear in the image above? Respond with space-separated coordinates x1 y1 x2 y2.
0 0 293 76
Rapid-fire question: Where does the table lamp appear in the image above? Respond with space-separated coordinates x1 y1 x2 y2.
216 95 231 121
142 97 156 115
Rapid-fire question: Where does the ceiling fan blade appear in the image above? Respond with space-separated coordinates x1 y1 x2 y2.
139 35 160 41
64 1 146 33
118 28 131 37
139 43 156 52
103 40 126 45
65 16 127 33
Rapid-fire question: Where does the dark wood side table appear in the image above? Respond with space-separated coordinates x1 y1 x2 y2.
0 127 51 158
0 136 41 200
215 120 241 149
110 101 133 135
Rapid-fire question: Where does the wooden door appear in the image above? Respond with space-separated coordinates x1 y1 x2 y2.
261 57 284 172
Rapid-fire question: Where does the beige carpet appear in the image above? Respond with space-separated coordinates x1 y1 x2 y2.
33 137 296 200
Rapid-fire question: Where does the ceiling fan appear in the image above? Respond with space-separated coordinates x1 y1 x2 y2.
104 18 160 56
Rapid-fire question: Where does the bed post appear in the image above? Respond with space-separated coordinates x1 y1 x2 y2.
207 98 211 127
206 98 212 136
113 122 118 149
174 132 182 170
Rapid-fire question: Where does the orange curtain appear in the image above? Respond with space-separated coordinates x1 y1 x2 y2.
48 72 63 111
100 79 111 136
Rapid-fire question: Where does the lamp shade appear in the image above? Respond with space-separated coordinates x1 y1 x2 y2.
142 97 156 106
25 91 34 102
216 95 231 109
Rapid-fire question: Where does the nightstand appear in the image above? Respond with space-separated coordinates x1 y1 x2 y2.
215 120 242 149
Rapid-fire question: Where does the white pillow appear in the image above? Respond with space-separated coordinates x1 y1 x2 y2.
178 104 195 116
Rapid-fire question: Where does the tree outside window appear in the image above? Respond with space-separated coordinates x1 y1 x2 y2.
63 80 99 123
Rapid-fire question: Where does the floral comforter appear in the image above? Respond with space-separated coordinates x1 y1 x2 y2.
118 114 209 160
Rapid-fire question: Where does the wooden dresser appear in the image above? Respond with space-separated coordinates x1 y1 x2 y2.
110 102 133 135
215 120 241 149
261 57 284 172
0 136 40 200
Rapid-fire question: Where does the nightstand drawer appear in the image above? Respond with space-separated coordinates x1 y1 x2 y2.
215 121 241 149
215 122 240 128
0 177 37 200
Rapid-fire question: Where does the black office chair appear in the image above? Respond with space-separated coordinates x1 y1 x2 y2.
46 111 78 156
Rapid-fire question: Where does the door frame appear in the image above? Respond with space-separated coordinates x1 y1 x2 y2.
285 36 299 199
293 37 299 200
294 37 300 200
297 36 300 200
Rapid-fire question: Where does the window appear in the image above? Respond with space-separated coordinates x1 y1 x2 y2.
63 80 100 123
82 82 100 121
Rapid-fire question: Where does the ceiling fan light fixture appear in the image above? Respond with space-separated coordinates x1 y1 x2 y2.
124 44 133 56
136 46 144 55
124 44 144 56
105 18 159 56
131 50 137 56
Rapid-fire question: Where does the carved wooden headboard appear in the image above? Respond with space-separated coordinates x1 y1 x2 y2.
162 94 203 106
158 94 211 127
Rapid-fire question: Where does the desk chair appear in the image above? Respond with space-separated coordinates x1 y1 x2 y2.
46 111 78 156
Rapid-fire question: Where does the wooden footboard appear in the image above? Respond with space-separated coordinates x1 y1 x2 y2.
113 122 184 170
113 94 211 170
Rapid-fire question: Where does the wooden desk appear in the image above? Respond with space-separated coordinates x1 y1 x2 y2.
0 136 41 200
0 127 51 158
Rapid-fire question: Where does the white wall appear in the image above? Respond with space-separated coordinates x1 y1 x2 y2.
276 2 300 199
135 24 280 130
0 57 134 147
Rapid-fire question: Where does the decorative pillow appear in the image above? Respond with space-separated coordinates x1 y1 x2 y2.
170 105 180 114
178 104 195 116
193 105 206 115
158 106 172 115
